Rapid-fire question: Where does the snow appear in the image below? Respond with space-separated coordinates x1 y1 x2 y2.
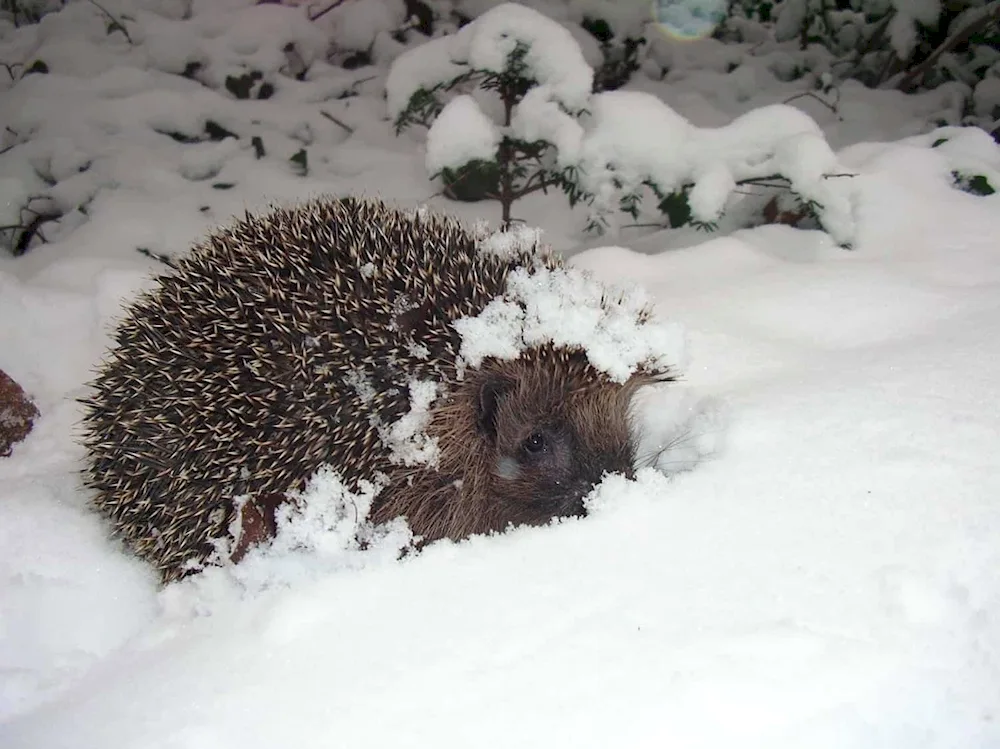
385 31 468 120
314 0 407 52
973 75 1000 119
476 221 543 258
454 265 681 381
575 93 856 243
387 1 594 122
426 94 501 173
455 2 594 111
180 466 411 609
888 0 942 60
2 1 1000 747
773 0 808 44
382 380 441 468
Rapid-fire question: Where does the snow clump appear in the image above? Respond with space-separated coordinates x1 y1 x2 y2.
454 264 682 383
426 95 501 175
576 92 857 244
382 380 441 469
387 1 593 120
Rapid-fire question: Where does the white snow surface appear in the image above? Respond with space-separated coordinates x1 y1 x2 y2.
314 0 407 52
2 2 1000 748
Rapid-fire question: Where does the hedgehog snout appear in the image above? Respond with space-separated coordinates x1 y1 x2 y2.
495 455 520 480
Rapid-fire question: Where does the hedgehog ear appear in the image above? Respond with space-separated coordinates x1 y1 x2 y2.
476 375 512 442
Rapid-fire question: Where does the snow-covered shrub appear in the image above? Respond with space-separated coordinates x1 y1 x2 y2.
0 0 358 256
306 0 435 69
574 91 858 244
0 0 64 26
578 14 645 91
388 2 593 224
387 3 863 240
752 0 1000 136
927 125 1000 195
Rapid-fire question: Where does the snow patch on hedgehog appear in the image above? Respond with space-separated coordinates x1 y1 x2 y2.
455 266 682 383
382 380 441 469
165 467 413 612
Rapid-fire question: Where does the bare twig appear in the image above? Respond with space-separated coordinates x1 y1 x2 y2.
319 110 354 135
2 204 62 256
1 125 23 156
784 89 841 118
874 47 901 86
513 179 556 199
621 222 668 230
308 0 349 22
1 61 23 81
84 0 134 44
136 247 178 268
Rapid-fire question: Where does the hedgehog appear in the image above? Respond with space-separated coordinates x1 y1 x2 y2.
81 197 674 582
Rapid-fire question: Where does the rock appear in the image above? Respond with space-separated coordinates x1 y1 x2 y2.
0 369 39 457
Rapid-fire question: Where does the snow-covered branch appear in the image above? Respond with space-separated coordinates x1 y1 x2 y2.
895 1 1000 92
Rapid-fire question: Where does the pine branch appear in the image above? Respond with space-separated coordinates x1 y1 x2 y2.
1 61 22 80
784 89 841 119
320 110 354 135
511 174 559 200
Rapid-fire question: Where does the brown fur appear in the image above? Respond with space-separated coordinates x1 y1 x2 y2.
370 347 658 543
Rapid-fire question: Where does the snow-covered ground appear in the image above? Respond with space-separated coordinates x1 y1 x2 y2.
2 1 999 747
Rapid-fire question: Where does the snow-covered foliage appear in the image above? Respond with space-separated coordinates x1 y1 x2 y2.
574 93 856 243
390 2 593 223
312 0 408 54
425 93 501 173
0 0 383 257
391 2 863 239
389 2 998 245
761 0 1000 134
388 2 592 121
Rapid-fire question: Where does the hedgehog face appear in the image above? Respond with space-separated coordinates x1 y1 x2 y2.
474 364 638 526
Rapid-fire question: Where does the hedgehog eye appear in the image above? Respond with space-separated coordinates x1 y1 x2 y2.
521 431 546 456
